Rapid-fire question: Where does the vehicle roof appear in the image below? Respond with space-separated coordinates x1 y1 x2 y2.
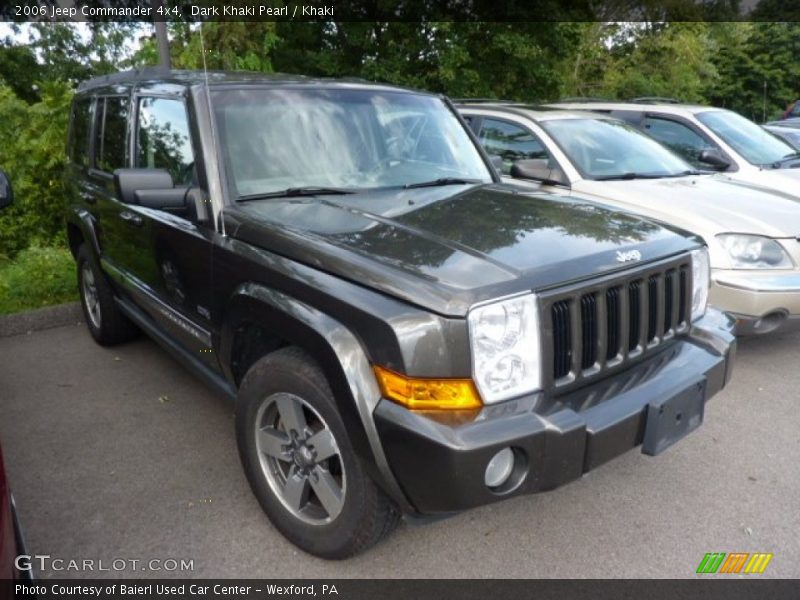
765 118 800 129
545 100 723 116
76 67 427 95
457 102 618 123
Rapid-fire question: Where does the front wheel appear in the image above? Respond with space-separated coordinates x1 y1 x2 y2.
235 347 399 559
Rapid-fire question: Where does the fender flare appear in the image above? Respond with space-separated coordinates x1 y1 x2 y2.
219 282 415 513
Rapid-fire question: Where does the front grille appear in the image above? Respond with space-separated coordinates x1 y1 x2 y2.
543 256 691 389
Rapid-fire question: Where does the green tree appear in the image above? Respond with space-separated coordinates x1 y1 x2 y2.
0 81 73 258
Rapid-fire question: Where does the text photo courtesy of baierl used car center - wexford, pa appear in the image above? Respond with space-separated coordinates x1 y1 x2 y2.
0 2 799 599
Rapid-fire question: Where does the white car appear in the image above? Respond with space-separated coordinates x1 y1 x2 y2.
549 101 800 194
458 103 800 335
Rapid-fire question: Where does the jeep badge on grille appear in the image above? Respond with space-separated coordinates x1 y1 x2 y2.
616 249 642 263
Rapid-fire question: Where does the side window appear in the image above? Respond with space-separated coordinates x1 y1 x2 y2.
136 97 194 185
479 118 549 174
68 98 92 167
93 96 129 173
644 116 714 168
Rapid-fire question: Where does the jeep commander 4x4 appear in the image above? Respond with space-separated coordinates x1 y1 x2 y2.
63 69 735 559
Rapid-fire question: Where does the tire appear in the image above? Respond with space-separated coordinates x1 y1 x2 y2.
76 244 138 346
236 347 400 559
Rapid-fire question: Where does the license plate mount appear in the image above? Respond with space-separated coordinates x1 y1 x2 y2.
642 377 706 456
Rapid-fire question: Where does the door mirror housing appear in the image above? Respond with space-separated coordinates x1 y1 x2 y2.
114 168 185 210
697 148 731 170
0 169 13 209
510 159 569 187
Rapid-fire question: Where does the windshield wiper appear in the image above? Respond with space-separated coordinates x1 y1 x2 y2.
238 186 356 201
663 169 706 177
403 177 484 189
592 172 666 181
771 152 800 167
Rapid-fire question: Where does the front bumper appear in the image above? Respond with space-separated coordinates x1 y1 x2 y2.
712 269 800 333
374 313 736 515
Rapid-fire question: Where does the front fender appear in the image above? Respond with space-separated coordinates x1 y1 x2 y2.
219 283 415 513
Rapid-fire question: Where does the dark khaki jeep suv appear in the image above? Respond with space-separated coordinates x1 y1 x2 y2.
62 68 735 558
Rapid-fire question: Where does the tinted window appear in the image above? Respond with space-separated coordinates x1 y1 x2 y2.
94 96 129 172
69 99 92 167
136 97 194 184
644 117 714 168
479 118 548 174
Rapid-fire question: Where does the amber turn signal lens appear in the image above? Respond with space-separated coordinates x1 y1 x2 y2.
372 366 483 410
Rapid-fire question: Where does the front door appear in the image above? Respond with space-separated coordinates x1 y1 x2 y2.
105 93 218 370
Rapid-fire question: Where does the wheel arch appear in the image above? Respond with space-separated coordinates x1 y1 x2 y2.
66 207 101 260
219 282 414 513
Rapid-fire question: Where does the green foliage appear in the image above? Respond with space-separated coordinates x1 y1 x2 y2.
0 81 73 259
0 245 77 315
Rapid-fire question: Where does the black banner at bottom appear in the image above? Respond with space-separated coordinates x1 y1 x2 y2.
8 579 800 600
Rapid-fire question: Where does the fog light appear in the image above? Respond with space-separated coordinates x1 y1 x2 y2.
484 447 514 488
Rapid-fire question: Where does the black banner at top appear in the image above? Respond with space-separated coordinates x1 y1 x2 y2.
0 0 797 22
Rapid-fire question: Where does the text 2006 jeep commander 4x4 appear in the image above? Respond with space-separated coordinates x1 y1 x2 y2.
64 69 735 558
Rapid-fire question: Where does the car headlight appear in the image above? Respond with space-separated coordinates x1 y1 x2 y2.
691 248 709 322
717 234 793 269
468 294 541 404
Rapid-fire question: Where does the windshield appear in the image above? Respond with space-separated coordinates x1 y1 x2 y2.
697 110 796 166
211 88 492 198
541 118 694 180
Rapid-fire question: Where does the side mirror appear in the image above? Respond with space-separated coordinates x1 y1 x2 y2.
510 159 569 187
0 169 13 209
697 148 731 171
113 168 184 210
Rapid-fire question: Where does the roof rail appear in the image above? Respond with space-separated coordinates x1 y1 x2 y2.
630 96 682 104
77 66 173 92
554 96 612 103
450 98 521 104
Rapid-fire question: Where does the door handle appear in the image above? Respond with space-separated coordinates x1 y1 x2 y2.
119 211 143 227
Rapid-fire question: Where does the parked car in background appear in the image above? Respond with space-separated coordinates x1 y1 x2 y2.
0 177 29 587
459 102 800 335
549 101 800 195
63 68 736 558
764 119 800 150
782 100 800 120
1 438 27 589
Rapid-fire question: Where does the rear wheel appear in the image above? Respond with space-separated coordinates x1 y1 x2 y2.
77 245 138 346
236 347 400 559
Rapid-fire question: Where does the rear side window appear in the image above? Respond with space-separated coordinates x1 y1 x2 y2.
94 96 129 173
136 97 194 184
478 118 549 174
644 116 714 168
69 98 92 167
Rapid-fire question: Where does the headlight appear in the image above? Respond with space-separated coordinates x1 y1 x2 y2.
717 234 793 269
691 248 709 322
468 294 541 404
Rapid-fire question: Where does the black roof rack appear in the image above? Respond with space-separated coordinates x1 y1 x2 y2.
630 96 682 104
77 66 173 91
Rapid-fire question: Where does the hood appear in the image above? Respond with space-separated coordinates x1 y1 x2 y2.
718 167 800 192
572 175 800 238
230 184 695 316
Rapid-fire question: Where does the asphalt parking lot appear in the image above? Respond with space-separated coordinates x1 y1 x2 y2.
1 321 799 579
